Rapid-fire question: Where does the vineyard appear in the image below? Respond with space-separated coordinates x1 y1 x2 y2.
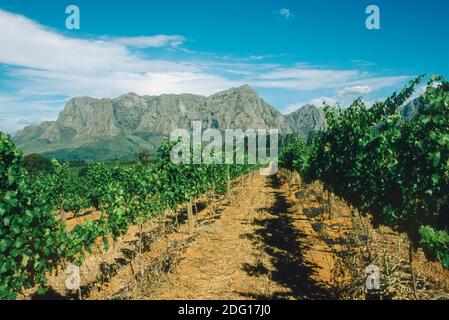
280 75 449 273
0 137 256 299
1 75 449 300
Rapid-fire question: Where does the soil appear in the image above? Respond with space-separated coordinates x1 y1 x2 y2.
24 171 449 300
145 172 334 300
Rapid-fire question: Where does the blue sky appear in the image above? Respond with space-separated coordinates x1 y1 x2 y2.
0 0 448 133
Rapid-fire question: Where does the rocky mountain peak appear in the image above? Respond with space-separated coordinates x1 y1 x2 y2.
14 86 327 160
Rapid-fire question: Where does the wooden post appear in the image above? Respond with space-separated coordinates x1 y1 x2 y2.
321 186 326 215
327 191 333 220
187 198 194 231
194 198 198 215
227 168 231 193
409 241 418 299
175 210 179 228
357 209 371 261
60 202 66 224
139 224 143 254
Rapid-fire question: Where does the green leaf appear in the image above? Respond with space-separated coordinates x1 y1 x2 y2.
21 255 30 267
430 151 441 167
432 174 440 185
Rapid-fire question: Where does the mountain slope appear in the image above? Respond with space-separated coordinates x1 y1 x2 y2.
285 104 326 140
15 85 325 160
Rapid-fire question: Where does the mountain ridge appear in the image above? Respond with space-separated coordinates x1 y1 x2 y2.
15 85 326 160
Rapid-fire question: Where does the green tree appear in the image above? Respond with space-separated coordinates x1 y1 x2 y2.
22 153 54 176
136 149 151 165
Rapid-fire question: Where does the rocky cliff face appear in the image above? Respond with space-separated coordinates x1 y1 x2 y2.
401 98 421 120
285 104 326 140
15 85 326 160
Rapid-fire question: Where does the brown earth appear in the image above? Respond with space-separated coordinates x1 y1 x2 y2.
25 170 449 300
144 172 334 300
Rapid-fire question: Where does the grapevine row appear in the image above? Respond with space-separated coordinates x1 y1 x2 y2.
280 75 449 269
0 138 256 299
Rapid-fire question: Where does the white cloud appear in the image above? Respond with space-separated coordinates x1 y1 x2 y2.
405 82 436 105
284 96 337 114
277 8 294 20
111 35 186 48
0 8 411 97
344 76 411 92
253 66 409 92
0 9 240 99
309 96 337 107
0 9 246 133
0 9 413 133
255 67 360 90
0 94 65 133
363 98 384 107
351 59 376 67
338 85 374 96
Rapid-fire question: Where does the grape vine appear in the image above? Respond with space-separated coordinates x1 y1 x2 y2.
280 75 449 268
0 136 256 299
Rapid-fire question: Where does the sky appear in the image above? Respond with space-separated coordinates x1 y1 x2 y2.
0 0 448 133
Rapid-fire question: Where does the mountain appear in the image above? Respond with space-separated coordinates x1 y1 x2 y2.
401 98 421 120
285 104 326 140
14 85 326 160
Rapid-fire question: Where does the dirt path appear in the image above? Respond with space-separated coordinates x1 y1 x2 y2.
25 171 449 300
144 173 334 300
